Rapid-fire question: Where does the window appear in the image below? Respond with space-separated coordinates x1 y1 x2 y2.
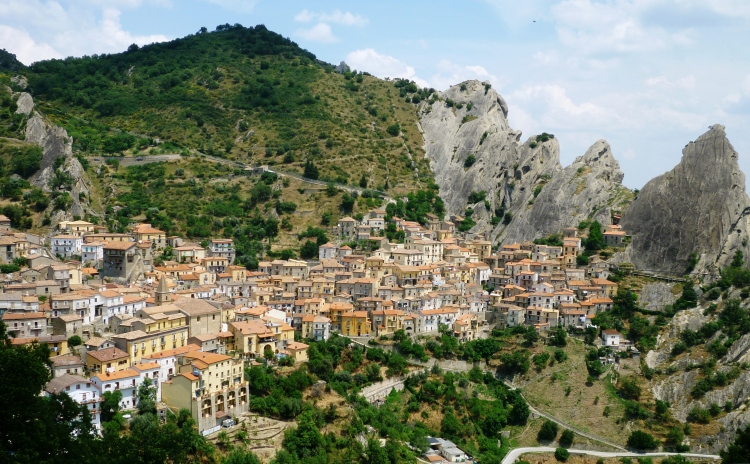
76 384 80 390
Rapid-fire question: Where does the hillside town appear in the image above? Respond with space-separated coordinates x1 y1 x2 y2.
0 209 629 437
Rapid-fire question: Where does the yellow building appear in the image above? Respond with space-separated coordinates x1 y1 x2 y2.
112 326 190 364
327 302 353 332
229 318 295 357
133 223 167 249
161 350 248 434
283 341 309 363
371 309 405 337
228 265 247 282
86 347 131 375
340 311 371 337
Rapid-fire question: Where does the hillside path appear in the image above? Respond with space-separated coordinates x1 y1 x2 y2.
502 447 721 464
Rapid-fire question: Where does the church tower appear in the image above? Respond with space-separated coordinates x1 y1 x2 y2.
155 275 171 306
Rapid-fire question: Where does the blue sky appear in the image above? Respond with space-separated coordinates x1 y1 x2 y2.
2 0 750 188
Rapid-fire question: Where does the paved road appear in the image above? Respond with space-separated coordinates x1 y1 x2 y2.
502 447 721 464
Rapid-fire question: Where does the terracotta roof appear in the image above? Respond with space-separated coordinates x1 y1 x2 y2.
87 347 129 362
46 374 90 393
94 368 140 381
103 241 137 250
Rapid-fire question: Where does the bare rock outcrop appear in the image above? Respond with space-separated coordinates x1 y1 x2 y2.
21 93 92 220
621 125 750 276
26 112 74 185
14 92 34 115
420 80 558 223
639 282 678 312
420 80 631 242
498 139 630 243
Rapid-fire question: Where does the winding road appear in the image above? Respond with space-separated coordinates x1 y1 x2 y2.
501 447 721 464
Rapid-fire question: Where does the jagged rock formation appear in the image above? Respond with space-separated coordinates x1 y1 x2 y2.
419 80 630 242
22 93 92 220
621 125 750 276
419 80 559 231
499 139 630 243
333 61 350 74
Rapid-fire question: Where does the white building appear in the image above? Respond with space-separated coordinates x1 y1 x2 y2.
44 374 102 430
602 329 621 347
81 241 104 265
51 235 83 258
91 362 161 410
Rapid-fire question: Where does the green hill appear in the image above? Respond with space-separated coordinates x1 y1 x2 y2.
0 24 441 264
25 24 433 190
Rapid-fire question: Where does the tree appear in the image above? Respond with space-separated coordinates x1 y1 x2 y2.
137 377 157 415
501 349 530 375
101 390 123 423
523 328 539 345
555 447 570 461
340 193 355 213
303 160 319 180
359 173 368 188
627 430 658 450
538 419 559 442
0 320 97 462
619 377 642 400
441 407 462 439
508 392 530 425
721 425 750 463
665 427 684 447
386 123 400 137
67 334 83 348
551 327 567 346
586 221 604 251
300 240 318 259
559 429 574 448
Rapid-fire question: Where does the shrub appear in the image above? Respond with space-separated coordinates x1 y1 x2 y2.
537 419 558 442
559 429 574 448
555 448 569 461
627 430 658 450
386 123 400 137
464 154 476 168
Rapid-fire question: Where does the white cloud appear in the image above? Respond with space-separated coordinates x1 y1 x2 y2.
552 0 685 54
345 49 429 87
0 1 169 62
295 23 338 44
0 25 62 64
294 9 368 27
428 60 498 91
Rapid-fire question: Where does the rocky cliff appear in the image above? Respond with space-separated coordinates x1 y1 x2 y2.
19 91 92 220
419 80 630 242
498 139 631 244
620 125 750 276
645 298 750 453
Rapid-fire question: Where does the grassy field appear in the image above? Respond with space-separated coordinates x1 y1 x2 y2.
521 339 628 446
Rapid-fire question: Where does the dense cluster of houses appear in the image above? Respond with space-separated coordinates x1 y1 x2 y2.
0 209 628 435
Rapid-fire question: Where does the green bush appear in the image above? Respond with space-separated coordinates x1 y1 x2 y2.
537 419 558 442
627 430 658 450
464 154 476 168
559 429 574 448
555 448 569 461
